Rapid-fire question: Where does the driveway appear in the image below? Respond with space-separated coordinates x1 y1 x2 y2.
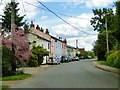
11 59 119 88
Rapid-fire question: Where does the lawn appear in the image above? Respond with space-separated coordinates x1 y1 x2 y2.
1 73 32 81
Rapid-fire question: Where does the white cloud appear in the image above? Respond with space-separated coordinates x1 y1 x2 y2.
50 13 98 51
51 13 98 36
67 36 98 51
41 16 48 20
0 0 39 19
85 0 116 8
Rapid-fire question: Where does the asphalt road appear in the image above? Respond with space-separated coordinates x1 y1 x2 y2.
11 59 119 88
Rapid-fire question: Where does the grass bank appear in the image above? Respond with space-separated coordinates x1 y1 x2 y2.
0 73 31 81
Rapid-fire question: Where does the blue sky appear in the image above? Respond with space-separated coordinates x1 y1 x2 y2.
0 0 117 51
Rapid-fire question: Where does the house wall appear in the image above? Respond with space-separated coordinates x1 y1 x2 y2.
67 47 71 56
28 31 51 64
57 40 61 60
61 42 66 56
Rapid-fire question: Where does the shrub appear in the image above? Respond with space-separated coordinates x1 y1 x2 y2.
2 45 13 77
28 54 38 67
107 50 120 68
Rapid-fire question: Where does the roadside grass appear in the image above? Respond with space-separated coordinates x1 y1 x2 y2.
1 85 10 90
97 61 108 66
0 73 32 81
97 61 119 69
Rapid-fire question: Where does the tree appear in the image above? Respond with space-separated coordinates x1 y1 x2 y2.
2 25 32 72
31 45 50 65
112 1 120 43
90 8 114 32
2 1 25 32
93 31 118 60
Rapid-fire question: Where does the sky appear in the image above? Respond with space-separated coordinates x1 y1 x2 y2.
0 0 117 51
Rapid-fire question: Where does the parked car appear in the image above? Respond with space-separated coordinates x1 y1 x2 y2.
79 56 85 59
47 57 60 65
61 56 68 63
73 57 79 61
67 56 72 62
87 56 92 59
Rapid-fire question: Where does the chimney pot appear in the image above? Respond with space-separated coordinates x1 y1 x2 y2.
31 21 33 24
46 29 48 32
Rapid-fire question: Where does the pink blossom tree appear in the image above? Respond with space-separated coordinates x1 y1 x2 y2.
1 25 32 72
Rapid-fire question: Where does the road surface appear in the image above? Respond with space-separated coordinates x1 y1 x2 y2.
11 59 119 88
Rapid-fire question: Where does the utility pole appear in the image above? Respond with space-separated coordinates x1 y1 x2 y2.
106 18 109 54
11 0 15 39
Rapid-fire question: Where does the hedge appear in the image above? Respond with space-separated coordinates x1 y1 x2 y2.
107 50 120 68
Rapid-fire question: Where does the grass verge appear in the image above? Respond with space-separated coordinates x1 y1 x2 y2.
97 61 108 66
0 85 10 90
1 73 31 81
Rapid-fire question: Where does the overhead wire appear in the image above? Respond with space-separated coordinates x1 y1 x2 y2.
23 1 90 20
23 0 98 36
37 0 98 35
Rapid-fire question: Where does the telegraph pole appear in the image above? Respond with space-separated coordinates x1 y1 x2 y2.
106 18 109 54
11 0 15 39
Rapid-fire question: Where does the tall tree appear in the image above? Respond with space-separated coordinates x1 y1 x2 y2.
1 25 32 72
2 1 25 32
113 1 120 42
90 8 114 32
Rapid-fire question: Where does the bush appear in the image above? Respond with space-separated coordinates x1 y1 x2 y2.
2 45 13 77
107 50 120 68
28 54 38 67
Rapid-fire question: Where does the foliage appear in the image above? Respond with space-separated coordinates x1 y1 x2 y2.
31 45 50 65
90 8 114 32
2 85 10 90
112 1 120 42
93 30 119 60
76 51 95 58
1 73 31 81
2 1 25 32
1 25 32 72
107 50 120 68
2 45 14 77
28 54 38 67
87 51 95 58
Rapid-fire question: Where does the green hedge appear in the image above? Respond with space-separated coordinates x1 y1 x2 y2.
107 50 120 68
28 54 38 67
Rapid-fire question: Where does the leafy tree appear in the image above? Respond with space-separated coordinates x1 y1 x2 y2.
2 1 25 32
31 45 50 65
90 8 114 32
1 25 32 72
112 1 120 43
93 31 118 60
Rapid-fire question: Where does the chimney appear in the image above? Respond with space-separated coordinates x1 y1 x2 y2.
31 21 33 24
36 25 40 30
46 29 48 32
30 21 34 29
45 29 49 34
63 39 67 44
59 37 60 39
